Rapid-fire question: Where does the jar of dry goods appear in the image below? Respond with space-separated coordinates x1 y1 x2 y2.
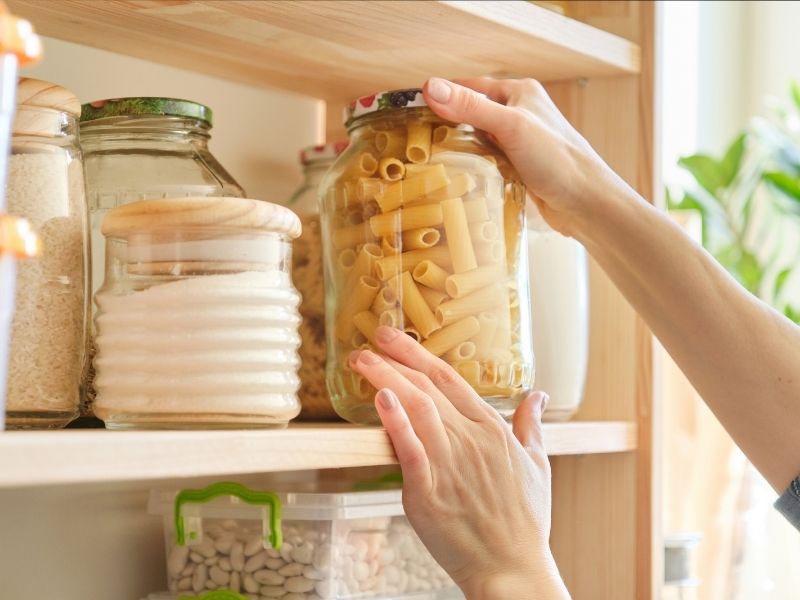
5 78 87 428
80 97 245 416
319 88 534 425
287 142 347 420
93 196 302 429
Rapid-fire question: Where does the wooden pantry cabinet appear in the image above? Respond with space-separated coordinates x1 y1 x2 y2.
0 2 661 599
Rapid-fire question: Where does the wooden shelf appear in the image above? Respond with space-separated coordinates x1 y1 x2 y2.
0 421 636 488
8 0 640 107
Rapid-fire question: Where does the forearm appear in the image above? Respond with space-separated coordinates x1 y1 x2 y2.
460 557 571 600
575 180 800 491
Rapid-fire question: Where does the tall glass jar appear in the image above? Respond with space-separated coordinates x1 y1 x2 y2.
320 89 534 425
287 142 347 420
80 97 245 417
93 196 302 429
4 78 88 428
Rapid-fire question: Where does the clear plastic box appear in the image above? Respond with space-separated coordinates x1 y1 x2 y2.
149 482 462 600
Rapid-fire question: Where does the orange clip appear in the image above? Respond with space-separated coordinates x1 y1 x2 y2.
0 5 41 66
0 213 40 258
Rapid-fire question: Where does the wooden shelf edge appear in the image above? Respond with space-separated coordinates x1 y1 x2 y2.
0 421 636 489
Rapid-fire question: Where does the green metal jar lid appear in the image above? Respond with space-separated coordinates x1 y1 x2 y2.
80 97 213 125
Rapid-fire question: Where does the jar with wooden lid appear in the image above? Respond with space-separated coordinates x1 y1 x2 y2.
93 196 302 429
286 142 347 420
319 88 534 425
80 97 246 417
4 78 87 429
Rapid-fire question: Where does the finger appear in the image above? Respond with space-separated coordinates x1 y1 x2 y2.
350 349 451 456
423 77 519 141
451 76 516 104
375 388 433 492
374 326 492 421
381 355 464 421
512 391 548 452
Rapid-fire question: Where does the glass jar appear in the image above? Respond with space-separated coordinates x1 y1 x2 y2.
80 97 245 417
320 88 534 424
4 78 88 428
287 142 347 420
93 196 302 429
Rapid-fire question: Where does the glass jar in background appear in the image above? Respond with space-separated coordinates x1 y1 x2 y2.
5 78 88 428
320 89 534 425
80 97 245 417
287 142 347 420
527 216 589 421
93 196 302 429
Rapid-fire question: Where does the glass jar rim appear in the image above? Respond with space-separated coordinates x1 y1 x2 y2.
12 104 74 138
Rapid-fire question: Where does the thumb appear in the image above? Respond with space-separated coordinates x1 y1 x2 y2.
512 391 549 450
423 77 516 139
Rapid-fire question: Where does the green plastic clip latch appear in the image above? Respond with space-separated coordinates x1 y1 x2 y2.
174 482 282 550
177 591 249 600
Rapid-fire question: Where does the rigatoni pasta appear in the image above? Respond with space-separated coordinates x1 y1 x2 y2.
321 90 533 424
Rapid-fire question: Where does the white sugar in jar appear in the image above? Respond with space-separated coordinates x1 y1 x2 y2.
93 196 303 429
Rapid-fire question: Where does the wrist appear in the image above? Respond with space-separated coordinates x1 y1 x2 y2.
459 555 569 600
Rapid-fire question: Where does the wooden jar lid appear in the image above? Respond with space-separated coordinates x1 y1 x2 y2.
101 197 302 240
13 78 80 137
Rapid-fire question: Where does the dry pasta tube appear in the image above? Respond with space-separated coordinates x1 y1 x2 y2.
381 235 402 257
378 157 405 181
337 248 357 274
425 172 477 202
343 243 382 292
345 372 375 401
445 265 502 298
369 203 443 238
371 286 398 315
398 271 441 338
441 197 477 273
418 285 448 311
412 260 449 292
333 180 359 210
444 341 477 362
422 316 480 357
406 120 432 164
432 125 460 145
341 151 379 180
454 360 481 387
469 220 499 243
379 308 403 328
353 310 380 346
435 283 504 327
344 209 363 226
403 328 422 343
375 129 406 158
332 223 376 250
375 246 453 281
471 312 498 358
375 163 449 213
363 201 380 219
336 275 380 342
351 330 368 349
463 197 491 223
402 227 440 251
491 304 513 349
474 240 505 265
357 178 387 203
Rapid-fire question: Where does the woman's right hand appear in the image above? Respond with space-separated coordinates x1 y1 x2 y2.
422 77 631 237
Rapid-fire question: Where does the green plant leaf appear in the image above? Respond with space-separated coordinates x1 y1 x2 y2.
720 133 746 186
792 80 800 111
785 305 800 324
764 171 800 202
738 251 763 294
774 267 792 297
678 154 728 196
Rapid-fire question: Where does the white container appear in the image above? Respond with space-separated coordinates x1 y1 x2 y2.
149 482 462 600
528 230 589 421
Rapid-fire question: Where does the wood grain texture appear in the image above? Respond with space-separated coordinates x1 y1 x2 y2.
7 0 640 109
0 421 636 489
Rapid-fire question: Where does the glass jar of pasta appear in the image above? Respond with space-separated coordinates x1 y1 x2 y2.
319 88 534 425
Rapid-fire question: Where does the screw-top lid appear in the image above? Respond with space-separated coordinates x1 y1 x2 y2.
101 197 302 240
0 9 41 66
299 141 348 165
345 88 426 126
16 78 80 116
80 97 213 126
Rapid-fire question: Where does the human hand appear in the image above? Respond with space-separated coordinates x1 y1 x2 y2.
423 76 630 237
349 326 570 600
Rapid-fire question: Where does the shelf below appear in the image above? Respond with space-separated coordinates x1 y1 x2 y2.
0 421 636 489
7 0 640 106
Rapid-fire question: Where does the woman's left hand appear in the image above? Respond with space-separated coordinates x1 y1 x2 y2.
349 326 570 600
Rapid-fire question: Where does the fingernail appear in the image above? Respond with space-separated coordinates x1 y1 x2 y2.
376 326 399 343
426 78 452 104
358 350 381 365
349 350 362 365
376 388 397 411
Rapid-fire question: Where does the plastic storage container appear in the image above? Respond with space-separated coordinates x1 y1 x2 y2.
149 482 461 599
80 96 246 416
528 227 589 421
5 78 87 429
93 196 302 429
287 142 347 420
319 88 533 424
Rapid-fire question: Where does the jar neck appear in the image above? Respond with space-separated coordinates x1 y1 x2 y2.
302 160 334 186
347 105 447 137
79 116 211 150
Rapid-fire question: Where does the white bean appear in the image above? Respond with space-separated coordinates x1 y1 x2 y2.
245 535 264 557
178 577 191 591
243 573 260 593
245 550 268 573
265 557 286 570
254 569 285 586
260 585 287 597
278 562 304 577
229 571 241 593
209 565 230 586
192 563 207 593
279 542 294 563
291 542 314 565
230 542 245 571
219 557 232 572
168 545 189 577
302 566 325 581
285 576 315 593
